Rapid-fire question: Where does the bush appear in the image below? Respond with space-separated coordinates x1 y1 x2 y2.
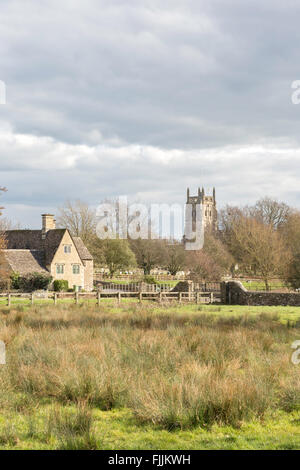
53 280 69 292
143 275 157 285
10 272 21 289
18 273 52 292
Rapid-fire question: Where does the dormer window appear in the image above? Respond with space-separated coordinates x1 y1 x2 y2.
64 245 71 253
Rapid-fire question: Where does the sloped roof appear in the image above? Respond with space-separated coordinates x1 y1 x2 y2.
4 229 93 265
44 229 66 265
4 229 66 265
5 230 44 250
73 237 93 260
3 250 48 275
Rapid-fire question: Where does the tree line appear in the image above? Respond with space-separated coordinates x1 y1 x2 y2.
54 198 300 289
1 193 300 289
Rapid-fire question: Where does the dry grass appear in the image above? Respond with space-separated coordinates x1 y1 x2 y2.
0 303 299 431
46 403 97 449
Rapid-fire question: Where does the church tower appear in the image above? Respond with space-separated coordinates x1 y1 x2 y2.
184 187 217 247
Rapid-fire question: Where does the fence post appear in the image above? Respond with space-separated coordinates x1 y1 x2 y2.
179 292 182 304
210 292 214 304
118 291 121 305
196 292 199 304
97 291 101 306
75 292 79 305
54 293 57 305
159 291 162 303
139 291 142 303
7 293 10 307
31 293 34 305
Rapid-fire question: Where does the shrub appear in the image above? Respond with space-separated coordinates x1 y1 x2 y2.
10 272 20 289
18 272 52 292
53 280 69 292
143 275 157 284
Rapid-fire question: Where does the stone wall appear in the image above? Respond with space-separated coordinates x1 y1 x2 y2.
221 280 300 306
171 281 194 292
83 259 94 292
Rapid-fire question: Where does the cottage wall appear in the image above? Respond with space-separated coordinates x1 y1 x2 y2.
82 259 94 291
50 231 85 290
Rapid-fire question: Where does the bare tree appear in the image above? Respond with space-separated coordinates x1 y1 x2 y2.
249 197 291 229
186 250 223 281
280 211 300 288
220 198 291 235
56 200 96 244
219 205 247 264
281 211 300 251
227 216 288 290
0 186 7 217
203 230 234 275
0 217 21 231
164 242 185 275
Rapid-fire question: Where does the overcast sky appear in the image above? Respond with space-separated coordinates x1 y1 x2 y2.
1 0 300 228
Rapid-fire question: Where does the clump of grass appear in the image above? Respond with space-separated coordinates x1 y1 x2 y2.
25 415 39 439
131 363 272 429
0 423 18 446
47 404 97 450
278 374 300 412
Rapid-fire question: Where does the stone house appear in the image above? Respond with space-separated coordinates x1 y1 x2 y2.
2 214 93 291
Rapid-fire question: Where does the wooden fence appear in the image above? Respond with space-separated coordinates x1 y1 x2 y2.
96 281 222 293
0 291 221 306
94 272 186 281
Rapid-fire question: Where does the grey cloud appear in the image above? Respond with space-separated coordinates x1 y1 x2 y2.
1 0 300 226
1 0 299 147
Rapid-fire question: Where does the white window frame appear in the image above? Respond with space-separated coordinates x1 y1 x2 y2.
72 264 80 274
56 264 64 274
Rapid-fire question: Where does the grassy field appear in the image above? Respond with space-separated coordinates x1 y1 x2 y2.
0 302 299 450
241 280 289 291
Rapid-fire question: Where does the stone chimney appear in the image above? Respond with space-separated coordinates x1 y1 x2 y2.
42 214 56 237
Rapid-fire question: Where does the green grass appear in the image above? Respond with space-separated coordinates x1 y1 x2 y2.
1 298 300 324
0 303 300 449
0 406 299 450
240 280 288 291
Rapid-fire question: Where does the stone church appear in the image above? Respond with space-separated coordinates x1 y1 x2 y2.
184 187 217 248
